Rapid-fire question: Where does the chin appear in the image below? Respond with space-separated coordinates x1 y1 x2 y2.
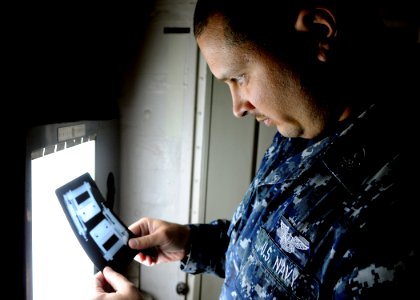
277 126 306 139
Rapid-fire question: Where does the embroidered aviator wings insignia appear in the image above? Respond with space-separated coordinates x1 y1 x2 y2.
277 220 309 254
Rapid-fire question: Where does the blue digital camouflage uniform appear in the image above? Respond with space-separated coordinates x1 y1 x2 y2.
180 103 416 299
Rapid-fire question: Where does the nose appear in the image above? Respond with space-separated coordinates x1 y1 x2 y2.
231 89 254 118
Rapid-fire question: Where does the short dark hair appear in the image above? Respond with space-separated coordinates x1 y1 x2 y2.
193 0 386 105
193 0 384 57
194 0 298 49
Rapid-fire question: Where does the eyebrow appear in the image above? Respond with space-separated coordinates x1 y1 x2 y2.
217 70 241 82
213 59 246 82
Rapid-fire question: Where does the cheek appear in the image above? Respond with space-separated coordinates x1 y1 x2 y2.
249 77 277 109
246 86 264 109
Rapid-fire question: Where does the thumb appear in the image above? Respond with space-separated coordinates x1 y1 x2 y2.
129 234 156 250
102 266 130 291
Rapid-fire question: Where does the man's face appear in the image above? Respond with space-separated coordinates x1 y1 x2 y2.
196 14 332 139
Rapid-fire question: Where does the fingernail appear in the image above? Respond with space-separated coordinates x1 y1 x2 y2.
129 239 138 248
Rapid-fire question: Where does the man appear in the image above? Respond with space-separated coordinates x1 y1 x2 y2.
93 0 416 299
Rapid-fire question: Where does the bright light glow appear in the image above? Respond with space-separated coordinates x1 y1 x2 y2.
31 140 96 300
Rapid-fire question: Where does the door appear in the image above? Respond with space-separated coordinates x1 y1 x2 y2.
198 76 277 300
118 1 198 299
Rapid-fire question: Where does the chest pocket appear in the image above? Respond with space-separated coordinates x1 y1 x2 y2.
235 228 319 300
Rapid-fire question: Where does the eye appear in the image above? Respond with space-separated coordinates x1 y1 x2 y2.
234 74 246 86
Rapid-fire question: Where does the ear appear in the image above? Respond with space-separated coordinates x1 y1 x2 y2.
294 8 337 62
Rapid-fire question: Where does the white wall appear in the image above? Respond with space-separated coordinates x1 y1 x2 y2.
118 1 198 299
118 1 277 299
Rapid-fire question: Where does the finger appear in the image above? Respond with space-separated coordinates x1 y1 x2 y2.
134 252 157 266
94 270 116 294
102 266 131 292
94 271 107 292
128 218 151 236
128 234 157 251
95 270 105 282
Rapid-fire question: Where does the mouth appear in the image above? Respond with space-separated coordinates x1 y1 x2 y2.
255 114 266 122
256 114 272 126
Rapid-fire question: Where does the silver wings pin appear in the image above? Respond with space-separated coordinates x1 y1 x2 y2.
277 220 309 254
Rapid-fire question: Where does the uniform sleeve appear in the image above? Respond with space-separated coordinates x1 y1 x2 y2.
180 219 231 278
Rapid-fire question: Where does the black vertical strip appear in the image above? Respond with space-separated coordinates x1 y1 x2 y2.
250 121 260 178
106 172 115 210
